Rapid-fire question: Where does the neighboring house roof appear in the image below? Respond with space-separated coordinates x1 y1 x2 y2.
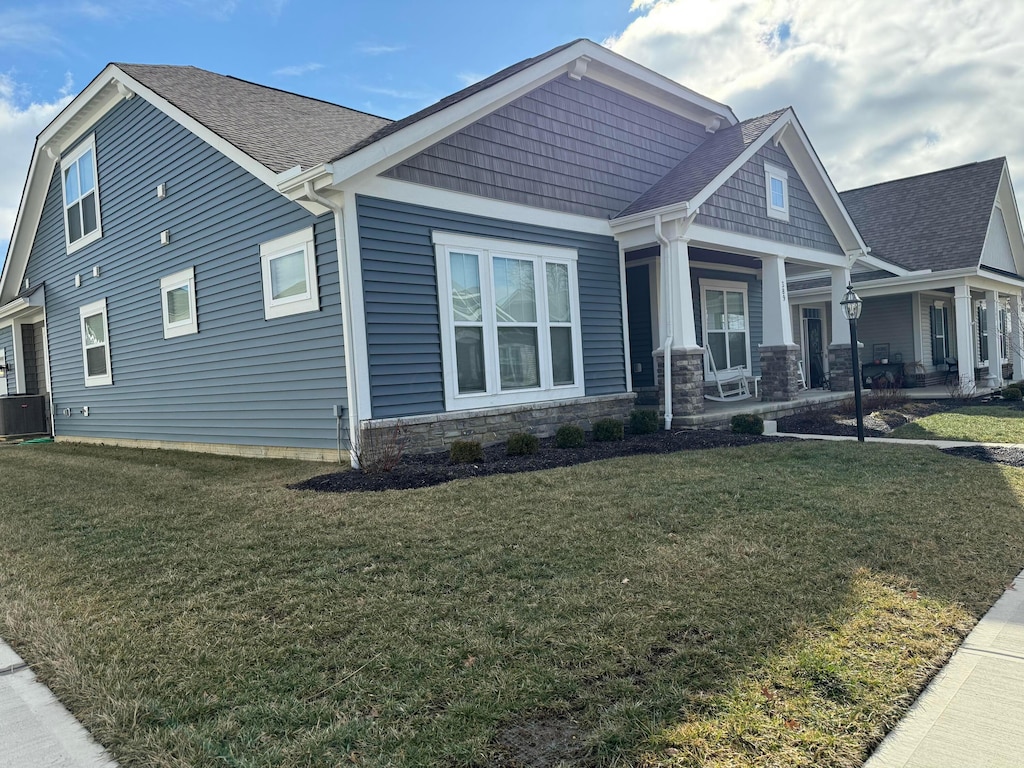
116 64 392 173
614 108 789 219
839 158 1006 272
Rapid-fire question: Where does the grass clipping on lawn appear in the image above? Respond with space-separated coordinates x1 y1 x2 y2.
0 441 1021 767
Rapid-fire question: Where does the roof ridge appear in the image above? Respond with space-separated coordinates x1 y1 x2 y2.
116 63 392 123
841 157 1005 195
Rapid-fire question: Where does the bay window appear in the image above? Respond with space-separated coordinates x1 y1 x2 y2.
434 232 584 409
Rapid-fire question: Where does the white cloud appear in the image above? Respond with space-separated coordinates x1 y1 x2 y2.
357 44 406 56
608 0 1024 208
0 74 73 265
272 62 323 77
457 72 485 87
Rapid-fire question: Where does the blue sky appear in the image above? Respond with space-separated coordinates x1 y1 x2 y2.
3 0 1024 262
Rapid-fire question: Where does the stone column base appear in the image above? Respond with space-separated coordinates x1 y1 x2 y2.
758 344 800 401
828 343 863 392
653 347 705 418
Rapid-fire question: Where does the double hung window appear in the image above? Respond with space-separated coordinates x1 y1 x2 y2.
61 135 102 253
434 232 584 409
930 302 949 365
80 299 112 387
701 280 750 373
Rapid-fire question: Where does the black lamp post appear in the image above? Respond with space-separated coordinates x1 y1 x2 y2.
840 284 865 442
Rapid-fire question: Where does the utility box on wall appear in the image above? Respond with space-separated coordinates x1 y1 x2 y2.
0 395 48 437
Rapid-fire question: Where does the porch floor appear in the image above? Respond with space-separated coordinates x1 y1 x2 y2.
903 383 1003 399
674 388 849 429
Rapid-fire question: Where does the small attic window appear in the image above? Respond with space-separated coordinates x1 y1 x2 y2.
764 162 789 221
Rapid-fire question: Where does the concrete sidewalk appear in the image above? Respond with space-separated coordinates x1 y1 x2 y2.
863 570 1024 768
0 641 117 767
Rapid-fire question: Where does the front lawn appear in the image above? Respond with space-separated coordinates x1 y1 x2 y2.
1 442 1022 767
888 405 1024 443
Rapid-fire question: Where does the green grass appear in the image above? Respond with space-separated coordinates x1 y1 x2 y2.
0 441 1022 767
889 405 1024 442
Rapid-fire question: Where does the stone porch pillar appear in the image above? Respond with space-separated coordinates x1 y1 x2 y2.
1011 293 1024 381
986 290 1002 388
759 254 799 400
953 283 976 393
826 266 860 392
655 218 704 421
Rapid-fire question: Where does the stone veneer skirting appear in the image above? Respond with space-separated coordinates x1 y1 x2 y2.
361 393 637 455
758 344 800 402
652 348 705 418
827 343 860 392
55 435 343 463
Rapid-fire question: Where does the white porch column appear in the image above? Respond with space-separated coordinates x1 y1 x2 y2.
829 266 852 345
1011 293 1024 381
953 283 976 392
663 221 698 350
761 254 794 346
986 289 1002 388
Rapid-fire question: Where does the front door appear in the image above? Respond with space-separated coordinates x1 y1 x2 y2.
807 316 825 388
625 265 655 390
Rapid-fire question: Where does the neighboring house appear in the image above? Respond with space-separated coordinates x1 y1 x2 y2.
789 159 1024 393
0 38 952 461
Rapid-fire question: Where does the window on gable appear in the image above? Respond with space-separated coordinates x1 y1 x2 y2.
160 267 198 338
434 232 584 410
61 135 102 253
764 162 790 221
260 227 319 320
80 299 112 387
930 302 949 366
701 280 751 374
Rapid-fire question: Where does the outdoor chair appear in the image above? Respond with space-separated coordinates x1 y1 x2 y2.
705 347 753 401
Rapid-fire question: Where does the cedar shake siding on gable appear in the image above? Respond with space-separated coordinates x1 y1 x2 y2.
24 95 350 449
697 143 844 254
382 75 710 219
357 195 626 420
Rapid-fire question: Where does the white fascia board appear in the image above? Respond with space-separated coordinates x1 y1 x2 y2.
330 40 736 187
789 267 1024 301
995 162 1024 272
0 145 43 305
0 298 30 321
686 223 852 268
776 117 875 260
352 176 613 236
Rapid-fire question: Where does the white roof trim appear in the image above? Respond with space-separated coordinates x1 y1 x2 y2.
329 39 738 188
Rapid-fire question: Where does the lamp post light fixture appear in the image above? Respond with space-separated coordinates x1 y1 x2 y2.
840 284 865 442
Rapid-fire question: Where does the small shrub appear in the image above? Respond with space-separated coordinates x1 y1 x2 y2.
593 418 624 442
450 440 483 464
1003 386 1022 401
731 413 764 435
555 424 585 449
629 409 660 435
506 432 539 456
866 386 908 411
355 422 407 473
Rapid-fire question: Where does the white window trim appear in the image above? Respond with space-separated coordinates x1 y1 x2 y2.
700 278 753 376
260 227 319 320
160 267 198 339
61 134 103 255
764 162 790 221
433 231 585 411
79 299 112 387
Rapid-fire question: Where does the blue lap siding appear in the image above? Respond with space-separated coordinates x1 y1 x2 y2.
24 95 349 449
357 195 625 419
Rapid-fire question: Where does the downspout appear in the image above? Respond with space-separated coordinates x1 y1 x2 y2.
303 181 362 468
654 214 673 430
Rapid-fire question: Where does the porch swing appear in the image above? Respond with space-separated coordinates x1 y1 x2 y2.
704 346 753 402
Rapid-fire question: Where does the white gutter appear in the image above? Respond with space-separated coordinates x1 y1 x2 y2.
654 214 673 430
301 181 362 468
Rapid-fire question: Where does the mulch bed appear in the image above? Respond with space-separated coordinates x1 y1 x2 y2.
940 445 1024 467
291 429 792 493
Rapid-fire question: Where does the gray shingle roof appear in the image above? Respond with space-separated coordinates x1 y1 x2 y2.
330 39 584 164
614 108 788 219
840 158 1005 272
117 63 392 173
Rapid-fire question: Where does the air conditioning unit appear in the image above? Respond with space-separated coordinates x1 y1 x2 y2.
0 395 47 438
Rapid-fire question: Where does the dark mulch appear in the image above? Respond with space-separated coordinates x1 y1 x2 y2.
775 397 999 438
291 429 791 493
941 445 1024 467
